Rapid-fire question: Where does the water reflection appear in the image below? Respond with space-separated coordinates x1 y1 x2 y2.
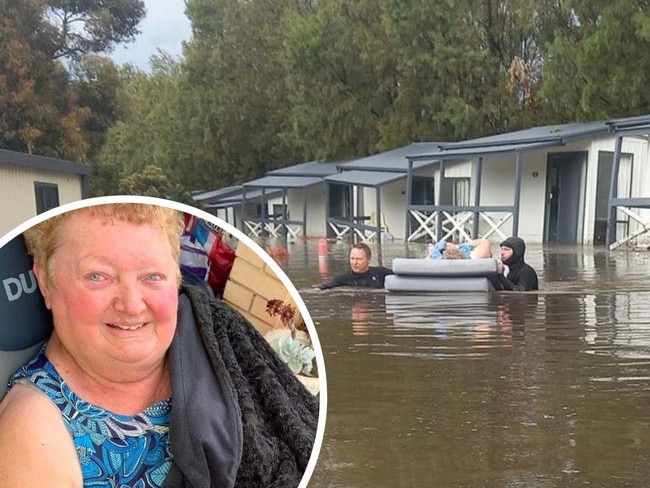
273 240 650 487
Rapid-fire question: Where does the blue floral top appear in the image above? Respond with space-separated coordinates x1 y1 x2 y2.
9 344 173 488
429 239 474 260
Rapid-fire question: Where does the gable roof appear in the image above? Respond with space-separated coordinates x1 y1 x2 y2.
437 121 611 151
192 185 242 203
403 117 648 163
0 148 90 176
266 160 341 177
339 143 445 172
203 187 284 209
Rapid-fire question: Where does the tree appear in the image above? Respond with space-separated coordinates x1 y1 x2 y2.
70 55 124 161
118 164 192 203
43 0 146 60
183 0 309 182
285 0 399 158
540 0 650 120
0 0 90 158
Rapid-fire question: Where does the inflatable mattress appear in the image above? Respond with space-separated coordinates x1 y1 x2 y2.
385 257 497 293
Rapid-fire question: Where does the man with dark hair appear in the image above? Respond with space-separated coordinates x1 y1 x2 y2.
318 243 392 290
488 236 539 291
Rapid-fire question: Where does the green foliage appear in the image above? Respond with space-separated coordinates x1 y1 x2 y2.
285 0 398 158
70 56 124 161
0 0 90 159
271 336 316 375
4 0 650 199
43 0 146 59
540 0 650 120
118 164 192 203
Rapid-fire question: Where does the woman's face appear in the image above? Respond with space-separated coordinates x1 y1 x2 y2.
35 210 179 375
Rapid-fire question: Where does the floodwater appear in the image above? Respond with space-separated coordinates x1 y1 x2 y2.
277 239 650 488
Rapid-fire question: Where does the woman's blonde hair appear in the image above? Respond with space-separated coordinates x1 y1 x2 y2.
23 203 185 284
443 246 467 260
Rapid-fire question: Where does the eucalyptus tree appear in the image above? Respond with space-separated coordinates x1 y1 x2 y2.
42 0 146 60
0 0 89 158
284 0 399 159
96 54 202 195
540 0 650 120
70 56 124 162
0 0 146 159
380 0 573 142
182 0 312 186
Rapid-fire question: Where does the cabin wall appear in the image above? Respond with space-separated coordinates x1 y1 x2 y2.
356 178 436 241
0 163 85 236
586 135 650 245
287 185 328 238
478 149 548 243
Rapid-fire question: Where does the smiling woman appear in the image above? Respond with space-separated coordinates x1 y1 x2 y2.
0 198 321 488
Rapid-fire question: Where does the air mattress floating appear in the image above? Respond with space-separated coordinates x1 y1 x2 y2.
386 258 497 293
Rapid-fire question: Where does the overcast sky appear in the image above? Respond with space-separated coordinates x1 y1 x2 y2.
110 0 191 70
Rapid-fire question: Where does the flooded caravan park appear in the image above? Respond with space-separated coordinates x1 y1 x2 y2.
278 240 650 487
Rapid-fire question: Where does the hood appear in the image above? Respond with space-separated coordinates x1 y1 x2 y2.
500 236 526 265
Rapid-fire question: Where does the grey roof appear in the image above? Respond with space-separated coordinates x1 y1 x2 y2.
192 185 242 202
607 114 650 132
204 187 284 208
408 140 566 162
325 170 406 187
243 175 324 189
438 120 610 150
266 160 341 177
339 143 444 172
402 117 650 162
0 148 90 175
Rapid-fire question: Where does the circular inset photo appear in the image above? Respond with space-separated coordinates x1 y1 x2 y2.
0 195 326 488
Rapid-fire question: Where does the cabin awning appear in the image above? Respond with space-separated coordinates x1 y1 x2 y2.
407 140 567 164
338 142 444 172
192 185 242 203
324 170 407 187
204 187 284 209
266 160 341 177
243 175 324 189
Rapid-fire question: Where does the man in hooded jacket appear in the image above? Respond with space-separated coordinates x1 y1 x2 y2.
488 236 539 291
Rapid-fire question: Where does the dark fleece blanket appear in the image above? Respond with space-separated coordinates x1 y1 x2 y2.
163 285 320 488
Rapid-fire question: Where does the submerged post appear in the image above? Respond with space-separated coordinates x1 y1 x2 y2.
376 187 383 265
473 156 483 237
512 152 523 236
606 135 623 247
405 158 413 241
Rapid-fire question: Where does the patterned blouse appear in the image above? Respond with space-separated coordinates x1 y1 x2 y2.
9 344 173 488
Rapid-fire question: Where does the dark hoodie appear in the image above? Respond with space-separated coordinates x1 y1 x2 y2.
489 236 539 291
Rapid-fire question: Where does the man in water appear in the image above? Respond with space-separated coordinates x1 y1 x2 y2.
318 243 392 289
488 236 538 291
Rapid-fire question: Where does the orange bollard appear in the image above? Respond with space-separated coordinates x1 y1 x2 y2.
318 238 328 257
318 256 329 280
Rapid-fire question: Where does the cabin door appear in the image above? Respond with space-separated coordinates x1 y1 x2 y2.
544 152 586 244
327 183 352 238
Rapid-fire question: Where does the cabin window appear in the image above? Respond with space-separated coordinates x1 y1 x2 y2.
272 203 288 218
440 177 470 206
34 182 60 214
451 178 471 206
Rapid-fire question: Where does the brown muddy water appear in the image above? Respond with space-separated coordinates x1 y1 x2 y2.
277 239 650 488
